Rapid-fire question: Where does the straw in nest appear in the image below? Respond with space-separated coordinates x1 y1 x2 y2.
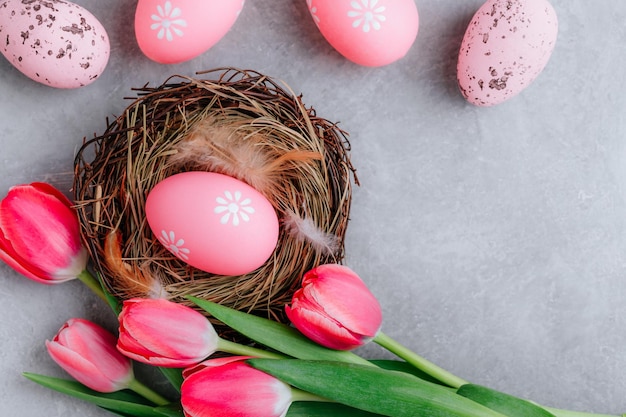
73 68 356 328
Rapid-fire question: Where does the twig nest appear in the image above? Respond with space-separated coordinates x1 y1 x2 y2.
74 68 356 329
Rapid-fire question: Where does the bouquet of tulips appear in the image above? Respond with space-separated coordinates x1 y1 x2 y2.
1 182 623 417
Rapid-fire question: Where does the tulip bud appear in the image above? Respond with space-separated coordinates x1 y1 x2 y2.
0 182 87 284
181 356 293 417
285 264 382 350
46 318 134 393
117 298 218 367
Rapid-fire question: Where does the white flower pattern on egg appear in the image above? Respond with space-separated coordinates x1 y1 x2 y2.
348 0 386 32
214 191 255 226
151 1 187 41
158 230 190 260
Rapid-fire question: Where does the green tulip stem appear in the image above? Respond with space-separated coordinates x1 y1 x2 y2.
77 269 108 304
217 337 288 359
127 378 169 406
373 331 468 389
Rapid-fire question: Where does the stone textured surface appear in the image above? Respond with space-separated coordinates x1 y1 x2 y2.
1 0 625 415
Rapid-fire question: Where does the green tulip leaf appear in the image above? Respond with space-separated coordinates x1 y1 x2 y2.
157 367 183 393
104 404 183 417
100 410 141 417
287 401 385 416
152 403 185 417
248 359 507 417
23 373 170 417
368 359 447 385
187 297 371 365
99 409 142 417
457 384 556 417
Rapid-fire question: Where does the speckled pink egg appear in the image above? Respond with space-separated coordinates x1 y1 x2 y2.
0 0 110 88
306 0 419 67
145 172 279 276
135 0 245 64
457 0 558 106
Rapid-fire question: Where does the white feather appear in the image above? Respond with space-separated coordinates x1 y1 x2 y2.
283 210 340 256
148 278 170 299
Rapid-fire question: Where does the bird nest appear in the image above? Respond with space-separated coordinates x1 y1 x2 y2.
73 68 356 329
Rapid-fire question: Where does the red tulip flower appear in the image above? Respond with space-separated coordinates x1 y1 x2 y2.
117 298 219 367
181 356 293 417
0 182 87 284
285 264 382 350
46 318 134 393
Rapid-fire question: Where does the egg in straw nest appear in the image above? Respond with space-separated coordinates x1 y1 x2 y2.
73 68 356 337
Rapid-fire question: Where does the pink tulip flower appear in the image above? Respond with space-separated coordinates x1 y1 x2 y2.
182 355 253 379
181 356 293 417
285 264 383 350
0 182 87 284
117 298 219 367
46 318 134 393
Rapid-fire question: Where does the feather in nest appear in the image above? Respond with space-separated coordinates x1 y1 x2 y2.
103 229 168 299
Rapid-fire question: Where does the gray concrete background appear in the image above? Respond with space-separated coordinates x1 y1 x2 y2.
1 1 625 415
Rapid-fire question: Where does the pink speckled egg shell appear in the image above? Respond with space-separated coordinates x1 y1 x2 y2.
457 0 558 106
135 0 245 64
0 0 110 88
307 0 419 67
145 172 279 276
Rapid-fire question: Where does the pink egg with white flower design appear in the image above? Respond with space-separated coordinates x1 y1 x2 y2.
306 0 419 67
134 0 245 64
145 172 279 276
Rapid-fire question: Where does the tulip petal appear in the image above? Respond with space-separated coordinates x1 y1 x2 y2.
46 341 121 393
183 356 253 379
59 320 132 386
305 281 381 337
182 361 292 417
46 319 133 394
0 183 85 281
303 265 382 337
31 182 75 207
117 299 218 367
286 302 363 350
124 306 211 357
0 232 52 283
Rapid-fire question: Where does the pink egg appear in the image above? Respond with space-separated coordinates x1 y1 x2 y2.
145 172 279 276
0 0 110 88
306 0 419 67
456 0 558 106
135 0 245 64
